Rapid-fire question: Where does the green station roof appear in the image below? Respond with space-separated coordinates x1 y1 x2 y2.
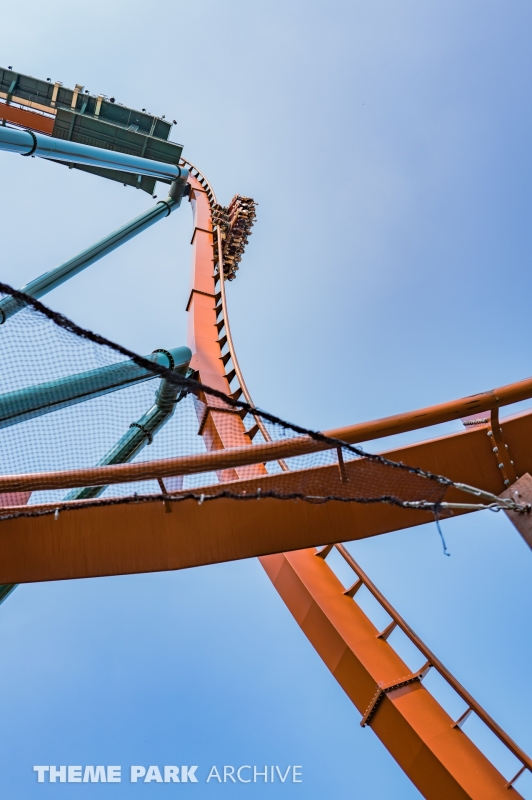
0 67 183 194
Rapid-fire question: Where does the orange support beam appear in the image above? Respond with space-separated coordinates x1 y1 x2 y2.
0 102 55 135
1 406 532 583
261 549 525 799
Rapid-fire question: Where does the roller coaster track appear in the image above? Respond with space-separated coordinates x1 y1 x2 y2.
178 160 274 442
176 159 531 798
0 115 530 795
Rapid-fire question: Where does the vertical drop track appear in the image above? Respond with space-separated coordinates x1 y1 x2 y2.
182 158 530 799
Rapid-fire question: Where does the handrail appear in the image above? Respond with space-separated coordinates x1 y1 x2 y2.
0 437 320 494
1 385 532 495
329 379 532 445
334 543 532 775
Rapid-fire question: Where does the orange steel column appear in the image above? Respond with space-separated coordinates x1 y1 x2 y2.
261 550 522 799
184 171 523 799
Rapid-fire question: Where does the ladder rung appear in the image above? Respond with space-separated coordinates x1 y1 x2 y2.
505 765 527 790
377 620 397 641
316 544 334 559
344 578 363 597
246 424 260 440
452 707 473 730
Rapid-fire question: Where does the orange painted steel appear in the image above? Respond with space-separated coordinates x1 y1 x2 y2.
1 139 529 796
213 224 288 471
262 549 525 799
179 164 530 798
4 411 532 582
0 401 527 497
0 492 428 584
501 474 532 549
0 436 319 493
4 370 532 494
185 173 267 482
0 491 31 506
0 437 316 494
0 102 55 134
333 544 531 779
330 378 532 446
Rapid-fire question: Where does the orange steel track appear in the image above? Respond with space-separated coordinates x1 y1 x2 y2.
174 165 532 797
1 158 530 797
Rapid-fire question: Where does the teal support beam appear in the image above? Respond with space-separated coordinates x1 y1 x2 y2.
0 188 187 324
0 584 17 606
0 351 191 608
0 348 192 607
0 125 186 183
0 346 191 430
66 368 190 500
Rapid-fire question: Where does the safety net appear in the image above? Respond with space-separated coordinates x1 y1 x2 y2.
0 282 481 522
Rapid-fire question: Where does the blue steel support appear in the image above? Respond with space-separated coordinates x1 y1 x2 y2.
0 188 187 323
0 126 186 182
66 370 189 500
0 346 191 430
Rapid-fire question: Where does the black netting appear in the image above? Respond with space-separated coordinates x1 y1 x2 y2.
0 282 454 521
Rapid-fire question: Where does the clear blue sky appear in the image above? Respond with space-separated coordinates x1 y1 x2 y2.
1 1 531 797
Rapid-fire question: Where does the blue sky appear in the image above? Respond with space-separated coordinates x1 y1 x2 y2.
1 1 532 796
